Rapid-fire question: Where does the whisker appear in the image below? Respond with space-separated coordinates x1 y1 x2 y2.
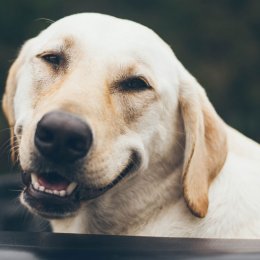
35 17 55 24
0 127 12 134
9 189 24 193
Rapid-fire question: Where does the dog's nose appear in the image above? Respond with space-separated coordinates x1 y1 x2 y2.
35 111 93 163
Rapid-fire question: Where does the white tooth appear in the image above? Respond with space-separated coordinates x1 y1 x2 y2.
66 182 78 195
39 186 45 192
45 189 53 194
31 174 38 184
60 190 66 197
33 182 39 190
53 190 59 195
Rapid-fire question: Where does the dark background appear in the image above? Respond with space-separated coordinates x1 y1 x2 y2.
0 0 259 174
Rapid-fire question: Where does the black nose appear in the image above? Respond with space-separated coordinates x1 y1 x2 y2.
35 111 93 163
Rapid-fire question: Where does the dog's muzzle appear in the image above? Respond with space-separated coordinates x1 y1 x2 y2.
21 111 141 219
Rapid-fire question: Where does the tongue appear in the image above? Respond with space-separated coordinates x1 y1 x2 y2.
38 174 70 191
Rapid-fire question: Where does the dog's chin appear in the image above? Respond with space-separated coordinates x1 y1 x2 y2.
21 152 141 219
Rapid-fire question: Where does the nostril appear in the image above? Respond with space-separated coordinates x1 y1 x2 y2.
36 126 54 143
67 137 87 153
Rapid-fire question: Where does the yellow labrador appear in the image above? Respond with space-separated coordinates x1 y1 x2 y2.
2 13 260 238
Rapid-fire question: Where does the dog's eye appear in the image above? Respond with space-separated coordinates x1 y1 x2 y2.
41 54 62 67
119 77 151 92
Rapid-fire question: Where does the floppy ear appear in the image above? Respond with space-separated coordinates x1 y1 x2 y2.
179 76 227 218
2 56 22 161
2 39 34 161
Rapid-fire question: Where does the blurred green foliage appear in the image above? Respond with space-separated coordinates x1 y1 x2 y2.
0 0 259 173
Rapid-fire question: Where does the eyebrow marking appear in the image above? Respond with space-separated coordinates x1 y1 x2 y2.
36 36 75 57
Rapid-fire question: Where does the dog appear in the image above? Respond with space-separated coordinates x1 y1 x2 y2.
2 13 260 238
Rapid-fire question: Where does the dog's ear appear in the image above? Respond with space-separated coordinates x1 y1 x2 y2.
2 39 33 161
179 75 227 218
2 50 25 161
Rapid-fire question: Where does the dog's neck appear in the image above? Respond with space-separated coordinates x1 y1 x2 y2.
51 166 183 235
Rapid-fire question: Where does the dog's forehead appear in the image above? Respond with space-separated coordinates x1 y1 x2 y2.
14 13 180 116
30 13 180 91
36 13 171 61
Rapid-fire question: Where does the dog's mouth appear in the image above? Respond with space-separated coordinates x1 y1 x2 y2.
21 152 141 219
27 172 78 197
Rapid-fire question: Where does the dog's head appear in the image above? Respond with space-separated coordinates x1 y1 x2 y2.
2 13 227 219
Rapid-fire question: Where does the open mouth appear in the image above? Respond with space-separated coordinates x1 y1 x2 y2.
30 173 78 197
21 152 141 219
22 171 81 219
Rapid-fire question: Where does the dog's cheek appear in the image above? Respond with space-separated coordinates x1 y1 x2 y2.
18 125 36 170
117 91 157 125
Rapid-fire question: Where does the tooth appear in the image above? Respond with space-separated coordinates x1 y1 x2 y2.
39 186 45 192
33 182 39 190
45 189 53 194
60 190 66 197
31 174 38 184
53 190 59 195
66 182 78 195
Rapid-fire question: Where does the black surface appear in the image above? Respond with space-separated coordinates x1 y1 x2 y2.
0 232 259 259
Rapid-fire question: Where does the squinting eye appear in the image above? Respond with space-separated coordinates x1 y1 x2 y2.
119 77 152 92
41 54 62 67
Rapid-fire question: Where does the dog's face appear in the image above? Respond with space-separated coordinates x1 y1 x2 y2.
3 13 227 220
3 14 181 218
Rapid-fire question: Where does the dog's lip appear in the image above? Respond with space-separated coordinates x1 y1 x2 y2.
78 151 141 200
